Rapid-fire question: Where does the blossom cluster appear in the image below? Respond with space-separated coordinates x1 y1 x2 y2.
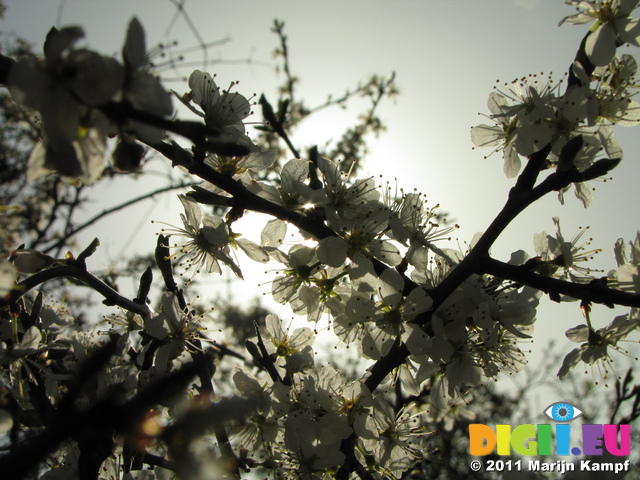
472 1 640 206
7 18 173 183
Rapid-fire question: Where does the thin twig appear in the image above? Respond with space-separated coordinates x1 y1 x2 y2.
41 181 198 255
2 265 150 318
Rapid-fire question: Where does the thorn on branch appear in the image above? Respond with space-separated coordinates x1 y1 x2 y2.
577 157 621 182
135 266 153 304
513 144 552 194
558 135 584 172
155 234 178 293
588 277 614 308
186 185 233 206
76 238 101 267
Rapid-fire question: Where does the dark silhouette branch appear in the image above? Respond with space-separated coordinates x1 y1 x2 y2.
2 264 150 318
0 354 205 480
41 181 199 255
481 257 640 308
98 101 250 157
363 144 623 395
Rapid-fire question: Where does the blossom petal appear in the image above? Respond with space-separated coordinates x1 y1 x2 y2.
236 237 269 263
620 18 640 46
585 24 618 66
557 347 582 378
470 124 503 147
565 324 589 342
178 195 203 230
261 218 286 249
316 236 348 267
123 17 147 69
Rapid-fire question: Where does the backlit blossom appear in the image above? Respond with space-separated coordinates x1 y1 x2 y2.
180 70 256 149
260 314 315 373
533 217 601 282
317 156 380 227
385 190 459 267
340 209 403 267
270 244 321 307
203 148 276 182
560 0 640 66
363 398 429 477
154 194 242 280
610 231 640 293
144 291 206 375
9 26 122 184
558 308 640 381
471 75 561 176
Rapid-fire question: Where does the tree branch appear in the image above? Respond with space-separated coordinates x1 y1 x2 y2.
0 354 205 480
41 181 199 255
481 256 640 308
364 147 622 394
2 265 150 318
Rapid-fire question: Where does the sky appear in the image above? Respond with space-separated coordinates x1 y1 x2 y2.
3 0 640 413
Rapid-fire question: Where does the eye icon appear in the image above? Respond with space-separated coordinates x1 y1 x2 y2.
544 402 583 422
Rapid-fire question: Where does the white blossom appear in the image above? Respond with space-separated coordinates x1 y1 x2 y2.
9 26 122 184
560 0 640 66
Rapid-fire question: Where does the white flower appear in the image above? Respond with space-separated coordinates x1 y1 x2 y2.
471 75 561 176
386 191 459 268
560 0 640 66
203 149 276 182
270 244 320 305
424 392 476 432
533 217 601 282
317 156 380 227
471 323 532 377
279 158 329 209
613 231 640 266
558 308 640 382
144 292 206 376
26 126 107 184
363 398 429 476
591 55 640 125
341 209 403 267
9 26 123 184
269 245 346 323
154 194 243 280
345 269 432 360
180 70 255 149
231 369 285 451
281 409 349 479
597 93 640 125
261 314 315 373
610 231 640 292
516 86 594 157
471 118 521 177
145 292 199 340
593 53 638 97
10 249 55 274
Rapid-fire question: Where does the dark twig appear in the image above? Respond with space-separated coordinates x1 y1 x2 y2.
482 257 640 308
41 181 199 255
2 265 150 318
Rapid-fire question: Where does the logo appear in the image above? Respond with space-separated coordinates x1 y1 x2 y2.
468 402 630 457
